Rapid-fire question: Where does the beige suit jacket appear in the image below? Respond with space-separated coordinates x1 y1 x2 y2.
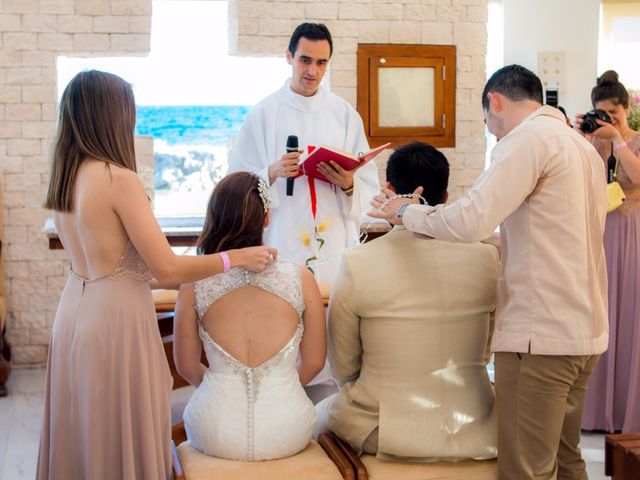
327 227 499 460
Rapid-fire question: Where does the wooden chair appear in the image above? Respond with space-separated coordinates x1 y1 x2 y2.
171 421 354 480
605 433 640 479
324 432 497 480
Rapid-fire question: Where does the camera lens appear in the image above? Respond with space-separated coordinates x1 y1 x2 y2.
580 117 597 133
579 109 611 134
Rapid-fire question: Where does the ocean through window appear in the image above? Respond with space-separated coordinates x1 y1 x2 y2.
56 0 289 217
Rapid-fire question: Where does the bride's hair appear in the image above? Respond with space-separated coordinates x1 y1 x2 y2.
197 172 267 255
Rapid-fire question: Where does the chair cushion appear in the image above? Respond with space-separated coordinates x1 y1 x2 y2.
361 454 497 480
177 439 343 480
152 288 178 305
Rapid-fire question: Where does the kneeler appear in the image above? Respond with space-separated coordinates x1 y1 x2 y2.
323 432 497 480
606 432 640 480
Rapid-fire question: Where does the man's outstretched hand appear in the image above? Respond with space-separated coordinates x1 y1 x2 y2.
368 186 423 225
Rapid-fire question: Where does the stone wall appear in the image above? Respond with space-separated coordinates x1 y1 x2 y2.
229 0 489 194
1 0 488 366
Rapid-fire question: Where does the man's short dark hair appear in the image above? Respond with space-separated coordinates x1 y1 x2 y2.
386 142 449 206
288 23 333 57
481 64 543 110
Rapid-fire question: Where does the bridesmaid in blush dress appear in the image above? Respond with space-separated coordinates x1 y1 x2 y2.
576 70 640 433
37 70 277 480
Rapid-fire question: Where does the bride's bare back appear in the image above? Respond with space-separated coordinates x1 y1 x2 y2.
203 286 300 368
174 265 326 386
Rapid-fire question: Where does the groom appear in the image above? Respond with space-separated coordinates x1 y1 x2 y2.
316 142 499 460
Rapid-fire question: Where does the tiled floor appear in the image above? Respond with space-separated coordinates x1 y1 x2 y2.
0 369 45 480
0 368 608 479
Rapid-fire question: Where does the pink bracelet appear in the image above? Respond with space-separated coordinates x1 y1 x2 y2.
614 141 627 152
219 251 231 272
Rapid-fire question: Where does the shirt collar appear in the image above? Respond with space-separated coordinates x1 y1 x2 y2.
502 105 566 142
279 78 328 112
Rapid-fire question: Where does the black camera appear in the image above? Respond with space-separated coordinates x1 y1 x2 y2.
579 109 612 133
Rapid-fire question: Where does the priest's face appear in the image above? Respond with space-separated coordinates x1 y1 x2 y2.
286 37 331 97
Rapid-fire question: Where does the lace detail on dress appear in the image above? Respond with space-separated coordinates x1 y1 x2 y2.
194 260 304 319
110 241 153 282
197 322 304 460
191 260 306 461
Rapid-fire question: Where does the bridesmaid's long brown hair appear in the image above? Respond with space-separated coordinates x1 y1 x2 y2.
198 172 266 255
45 70 137 212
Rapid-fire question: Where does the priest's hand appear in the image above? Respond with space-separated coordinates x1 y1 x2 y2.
268 151 302 185
316 161 355 194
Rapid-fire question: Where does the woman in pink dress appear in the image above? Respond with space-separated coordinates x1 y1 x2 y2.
576 70 640 433
37 70 277 479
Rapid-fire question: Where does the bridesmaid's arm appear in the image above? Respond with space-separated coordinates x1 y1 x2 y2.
297 267 327 385
110 167 276 285
174 283 207 387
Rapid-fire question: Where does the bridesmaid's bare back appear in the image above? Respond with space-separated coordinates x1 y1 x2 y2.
54 160 133 279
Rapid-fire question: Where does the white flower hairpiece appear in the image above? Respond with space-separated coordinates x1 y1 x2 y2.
257 177 271 212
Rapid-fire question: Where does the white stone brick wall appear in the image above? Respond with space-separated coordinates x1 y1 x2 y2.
1 0 487 366
230 0 488 205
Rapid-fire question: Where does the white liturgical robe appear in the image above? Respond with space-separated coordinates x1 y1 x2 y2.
228 79 380 286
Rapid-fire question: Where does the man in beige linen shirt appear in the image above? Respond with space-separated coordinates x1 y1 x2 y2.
370 65 608 480
315 142 499 461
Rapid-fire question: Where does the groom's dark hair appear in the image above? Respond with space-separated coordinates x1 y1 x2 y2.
386 142 449 206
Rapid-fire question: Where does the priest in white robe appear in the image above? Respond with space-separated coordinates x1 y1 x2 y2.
228 23 380 288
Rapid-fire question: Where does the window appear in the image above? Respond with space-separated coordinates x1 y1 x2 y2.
598 0 640 88
357 44 456 148
57 0 290 217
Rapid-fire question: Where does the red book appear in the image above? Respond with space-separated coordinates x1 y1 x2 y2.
298 143 391 182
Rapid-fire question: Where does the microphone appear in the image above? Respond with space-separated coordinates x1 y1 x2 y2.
286 135 299 196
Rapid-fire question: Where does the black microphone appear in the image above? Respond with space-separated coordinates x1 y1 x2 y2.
286 135 299 196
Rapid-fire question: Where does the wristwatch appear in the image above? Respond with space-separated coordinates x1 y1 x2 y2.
397 203 410 219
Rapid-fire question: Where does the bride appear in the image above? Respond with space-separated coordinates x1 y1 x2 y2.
173 171 327 461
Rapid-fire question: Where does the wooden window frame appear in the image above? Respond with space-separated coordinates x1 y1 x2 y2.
357 44 456 148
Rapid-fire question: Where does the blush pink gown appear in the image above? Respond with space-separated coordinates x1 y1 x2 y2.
36 241 172 479
582 133 640 433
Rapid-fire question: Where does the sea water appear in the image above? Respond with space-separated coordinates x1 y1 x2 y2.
136 105 250 215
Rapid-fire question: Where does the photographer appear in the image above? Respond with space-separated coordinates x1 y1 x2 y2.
576 70 640 433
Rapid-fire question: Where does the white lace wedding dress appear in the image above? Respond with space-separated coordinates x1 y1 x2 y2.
182 260 317 461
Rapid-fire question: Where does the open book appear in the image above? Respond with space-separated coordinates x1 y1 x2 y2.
299 143 391 183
